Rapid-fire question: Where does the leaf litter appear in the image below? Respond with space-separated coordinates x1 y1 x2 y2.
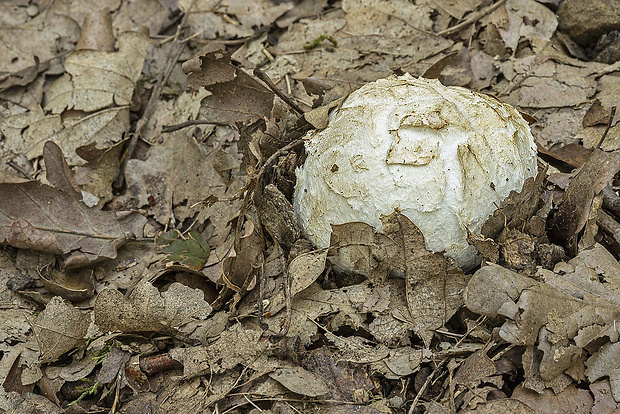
1 0 620 413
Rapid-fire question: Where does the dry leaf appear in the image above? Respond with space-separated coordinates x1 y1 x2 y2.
45 30 149 113
511 384 593 414
179 0 293 40
38 267 95 302
0 142 144 268
376 212 470 347
0 13 80 74
269 367 330 397
258 184 301 249
184 51 275 124
301 346 375 403
33 297 90 363
94 281 212 334
482 164 547 239
549 149 620 250
289 249 327 297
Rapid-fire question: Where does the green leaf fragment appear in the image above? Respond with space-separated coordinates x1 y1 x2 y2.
156 230 210 270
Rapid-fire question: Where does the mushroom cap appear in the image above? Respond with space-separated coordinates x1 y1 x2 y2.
293 74 538 270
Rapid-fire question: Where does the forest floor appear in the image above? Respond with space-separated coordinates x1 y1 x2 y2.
1 0 620 413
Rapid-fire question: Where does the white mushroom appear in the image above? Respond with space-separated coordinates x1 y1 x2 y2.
293 74 538 271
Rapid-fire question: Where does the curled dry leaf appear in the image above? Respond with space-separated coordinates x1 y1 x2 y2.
0 142 145 268
214 219 265 310
38 267 96 302
94 281 212 334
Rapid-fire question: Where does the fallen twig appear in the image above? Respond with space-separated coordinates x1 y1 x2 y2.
162 119 231 133
253 68 305 115
437 0 506 37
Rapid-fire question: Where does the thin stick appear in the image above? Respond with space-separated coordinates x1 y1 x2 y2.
253 68 304 115
162 119 231 133
437 0 506 36
596 106 617 149
7 160 32 179
113 3 193 190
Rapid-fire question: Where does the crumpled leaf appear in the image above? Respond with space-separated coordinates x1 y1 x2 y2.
465 261 620 386
34 296 90 364
94 281 212 334
156 230 211 271
0 141 145 268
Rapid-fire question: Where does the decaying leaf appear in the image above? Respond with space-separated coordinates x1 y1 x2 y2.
0 142 145 268
33 296 90 364
94 281 212 334
376 212 470 346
